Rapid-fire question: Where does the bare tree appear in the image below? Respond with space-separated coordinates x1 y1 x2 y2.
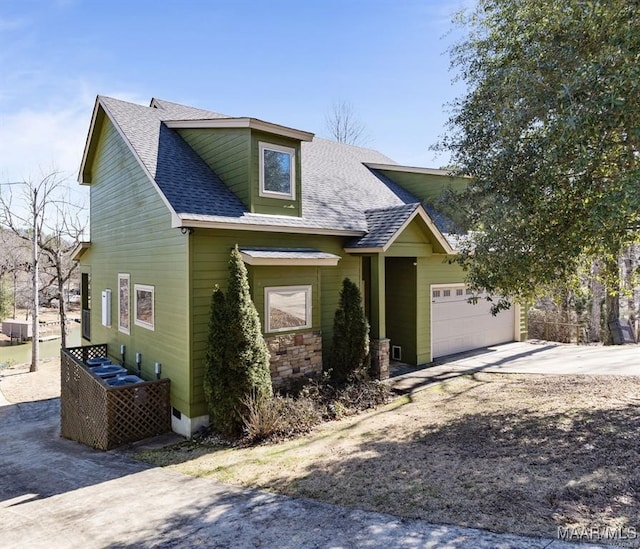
0 229 31 320
39 197 85 348
325 100 369 145
0 172 86 371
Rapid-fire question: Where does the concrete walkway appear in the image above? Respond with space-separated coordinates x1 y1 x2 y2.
1 343 633 548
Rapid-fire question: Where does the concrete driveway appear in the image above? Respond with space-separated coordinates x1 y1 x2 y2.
392 341 640 395
0 343 630 549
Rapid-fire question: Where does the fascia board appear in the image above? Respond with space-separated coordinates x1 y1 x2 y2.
377 207 454 255
174 215 363 237
78 97 102 185
365 163 471 178
165 118 314 142
344 247 384 254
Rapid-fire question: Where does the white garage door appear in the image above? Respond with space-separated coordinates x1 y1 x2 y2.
431 285 515 359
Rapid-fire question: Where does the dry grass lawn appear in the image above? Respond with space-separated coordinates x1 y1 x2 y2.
137 373 640 546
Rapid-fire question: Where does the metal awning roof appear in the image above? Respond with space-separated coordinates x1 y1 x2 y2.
239 248 341 266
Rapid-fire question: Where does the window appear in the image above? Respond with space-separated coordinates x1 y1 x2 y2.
432 290 441 298
118 274 130 334
134 284 154 331
265 285 311 333
259 142 295 199
443 289 451 297
456 289 464 296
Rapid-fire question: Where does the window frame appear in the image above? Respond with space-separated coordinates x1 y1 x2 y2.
134 284 155 331
258 141 296 200
118 273 130 334
264 285 312 333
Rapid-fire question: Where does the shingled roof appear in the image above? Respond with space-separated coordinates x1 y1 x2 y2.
347 203 421 250
81 96 457 247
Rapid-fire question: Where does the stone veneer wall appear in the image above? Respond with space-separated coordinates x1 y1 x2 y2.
265 330 323 386
370 338 390 380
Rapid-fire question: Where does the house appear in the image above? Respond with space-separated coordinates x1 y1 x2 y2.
74 96 527 437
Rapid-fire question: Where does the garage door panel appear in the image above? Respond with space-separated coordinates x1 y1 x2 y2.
432 287 515 359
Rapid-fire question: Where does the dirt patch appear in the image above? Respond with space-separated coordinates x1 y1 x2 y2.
0 356 61 403
138 373 640 547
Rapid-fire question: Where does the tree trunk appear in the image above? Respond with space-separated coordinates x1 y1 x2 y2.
603 256 621 346
624 244 639 333
30 228 39 372
56 256 68 349
589 260 603 342
29 194 40 372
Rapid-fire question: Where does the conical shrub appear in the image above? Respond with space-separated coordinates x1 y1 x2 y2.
204 246 273 436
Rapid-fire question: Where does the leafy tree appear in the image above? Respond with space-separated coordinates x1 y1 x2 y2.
204 246 272 436
438 0 640 343
331 278 370 382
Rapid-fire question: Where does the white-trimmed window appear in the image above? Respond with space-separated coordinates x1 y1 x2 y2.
134 284 155 331
265 285 311 333
118 274 130 334
259 142 295 199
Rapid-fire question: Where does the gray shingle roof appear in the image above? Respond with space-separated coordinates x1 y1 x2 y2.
346 203 421 249
150 98 230 120
96 96 455 243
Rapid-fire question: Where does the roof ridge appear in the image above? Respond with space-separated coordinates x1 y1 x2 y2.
149 97 230 119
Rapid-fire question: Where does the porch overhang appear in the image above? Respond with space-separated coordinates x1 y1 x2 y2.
71 241 91 261
239 248 341 266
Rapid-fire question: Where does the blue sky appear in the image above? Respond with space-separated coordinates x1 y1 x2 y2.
0 0 470 188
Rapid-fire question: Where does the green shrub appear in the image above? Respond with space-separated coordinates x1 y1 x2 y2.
331 278 370 382
204 246 273 437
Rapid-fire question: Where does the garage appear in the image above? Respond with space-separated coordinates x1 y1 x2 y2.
431 284 515 359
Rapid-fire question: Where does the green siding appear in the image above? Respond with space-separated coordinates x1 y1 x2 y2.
386 219 434 257
376 170 469 203
177 127 302 217
177 128 251 207
80 118 191 415
385 257 417 364
189 230 359 417
250 131 302 217
415 255 466 364
250 266 321 332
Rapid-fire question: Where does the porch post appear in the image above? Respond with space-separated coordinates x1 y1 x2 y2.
370 253 385 339
369 253 389 379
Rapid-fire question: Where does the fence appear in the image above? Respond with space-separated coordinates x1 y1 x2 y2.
528 320 587 344
60 344 171 451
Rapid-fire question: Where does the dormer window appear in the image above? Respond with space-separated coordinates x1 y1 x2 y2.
259 142 295 199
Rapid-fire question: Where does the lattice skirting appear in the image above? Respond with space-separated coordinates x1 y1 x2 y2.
61 345 171 451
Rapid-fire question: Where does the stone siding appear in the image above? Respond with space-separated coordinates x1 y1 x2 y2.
370 338 390 380
266 331 323 386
